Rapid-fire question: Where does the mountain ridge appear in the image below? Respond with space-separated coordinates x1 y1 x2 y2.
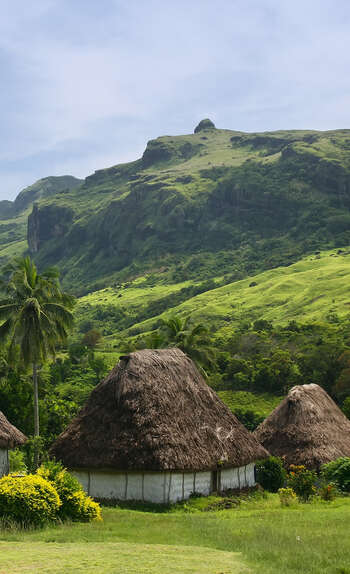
0 122 349 303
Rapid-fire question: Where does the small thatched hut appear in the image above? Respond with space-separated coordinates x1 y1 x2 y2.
51 349 268 503
0 411 27 477
254 383 350 469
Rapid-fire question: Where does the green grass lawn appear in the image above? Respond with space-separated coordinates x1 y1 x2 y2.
0 541 247 573
218 391 282 418
1 495 349 573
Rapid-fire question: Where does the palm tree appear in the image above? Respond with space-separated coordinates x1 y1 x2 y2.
160 315 216 371
0 257 75 460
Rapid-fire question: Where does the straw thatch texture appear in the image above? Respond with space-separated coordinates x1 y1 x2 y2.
254 383 350 469
51 348 268 471
0 411 27 449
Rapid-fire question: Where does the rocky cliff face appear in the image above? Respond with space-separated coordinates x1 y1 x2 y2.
15 176 82 214
27 204 75 253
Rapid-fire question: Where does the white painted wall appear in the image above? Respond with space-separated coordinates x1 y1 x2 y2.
0 449 9 478
72 463 257 503
221 462 255 490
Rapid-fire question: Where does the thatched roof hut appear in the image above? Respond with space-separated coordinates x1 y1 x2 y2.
0 411 27 450
51 349 268 502
0 411 26 478
254 383 350 469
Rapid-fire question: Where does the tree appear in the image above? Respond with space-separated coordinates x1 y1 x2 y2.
0 257 75 464
160 315 216 371
81 329 102 349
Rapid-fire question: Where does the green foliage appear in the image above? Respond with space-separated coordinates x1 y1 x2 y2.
342 397 350 419
23 436 47 472
256 457 286 492
318 482 338 501
0 256 75 366
287 465 317 502
321 457 350 492
9 449 27 473
159 315 216 370
0 474 61 525
230 408 263 431
278 487 297 507
81 329 102 349
37 461 101 522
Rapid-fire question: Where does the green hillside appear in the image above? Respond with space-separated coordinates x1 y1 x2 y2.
1 122 350 441
1 121 350 342
75 247 350 342
0 121 346 296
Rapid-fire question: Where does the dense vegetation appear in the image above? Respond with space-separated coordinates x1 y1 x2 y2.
1 124 350 573
0 122 350 451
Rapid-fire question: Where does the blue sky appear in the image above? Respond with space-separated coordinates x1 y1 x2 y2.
0 0 349 200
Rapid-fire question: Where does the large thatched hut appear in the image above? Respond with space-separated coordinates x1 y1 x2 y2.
254 383 350 469
0 411 27 477
51 349 268 502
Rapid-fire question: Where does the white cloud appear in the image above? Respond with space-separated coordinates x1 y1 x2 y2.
0 0 349 198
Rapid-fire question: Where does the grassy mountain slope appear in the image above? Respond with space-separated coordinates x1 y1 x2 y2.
75 247 350 342
21 123 350 294
0 122 349 342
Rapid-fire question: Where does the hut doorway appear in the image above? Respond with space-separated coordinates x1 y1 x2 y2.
211 470 220 493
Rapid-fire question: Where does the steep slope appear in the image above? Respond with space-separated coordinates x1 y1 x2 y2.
75 247 350 340
0 121 350 299
24 122 350 293
0 175 82 265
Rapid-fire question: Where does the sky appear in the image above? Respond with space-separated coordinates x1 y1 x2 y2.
0 0 349 200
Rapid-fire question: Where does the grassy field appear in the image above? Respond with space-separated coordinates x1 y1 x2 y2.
127 248 350 334
217 391 282 418
0 495 349 573
77 246 350 345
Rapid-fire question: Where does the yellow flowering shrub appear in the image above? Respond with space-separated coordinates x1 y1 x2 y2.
66 490 102 522
38 462 102 522
278 487 297 507
0 474 61 525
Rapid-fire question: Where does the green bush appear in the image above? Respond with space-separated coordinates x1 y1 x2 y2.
0 474 61 525
318 482 338 501
256 457 286 492
321 457 350 492
278 487 297 507
38 461 101 522
9 449 27 473
287 465 317 502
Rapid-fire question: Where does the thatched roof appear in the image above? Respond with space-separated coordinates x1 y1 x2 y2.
51 348 268 471
0 411 27 449
254 383 350 469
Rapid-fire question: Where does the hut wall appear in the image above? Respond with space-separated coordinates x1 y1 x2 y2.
72 463 256 503
220 462 255 490
0 449 9 477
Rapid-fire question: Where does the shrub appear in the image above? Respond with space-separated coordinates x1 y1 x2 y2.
318 482 338 501
255 456 286 492
38 461 101 522
287 465 317 502
9 449 27 473
321 457 350 492
278 487 297 507
0 474 61 525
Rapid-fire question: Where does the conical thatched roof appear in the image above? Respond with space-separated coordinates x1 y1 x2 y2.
0 411 27 449
51 349 268 471
254 383 350 469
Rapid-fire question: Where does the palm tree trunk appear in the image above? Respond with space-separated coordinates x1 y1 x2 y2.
33 363 40 468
